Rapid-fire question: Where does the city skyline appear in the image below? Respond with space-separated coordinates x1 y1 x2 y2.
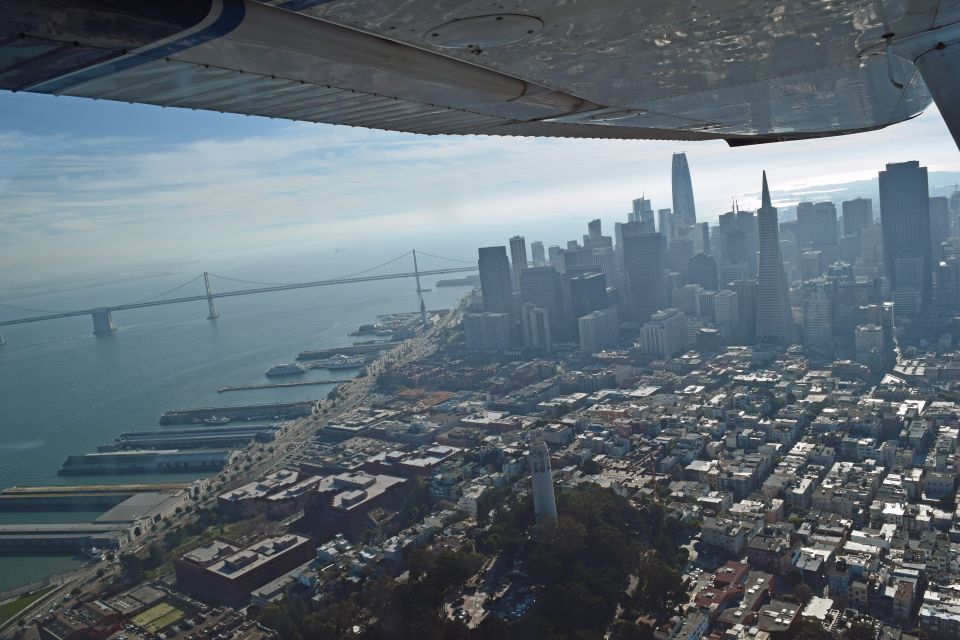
0 93 958 287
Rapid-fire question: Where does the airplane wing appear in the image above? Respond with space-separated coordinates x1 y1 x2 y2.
0 0 955 146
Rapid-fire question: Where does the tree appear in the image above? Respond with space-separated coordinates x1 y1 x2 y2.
580 459 600 475
792 581 814 605
120 553 144 582
790 620 831 640
845 620 877 640
611 620 654 640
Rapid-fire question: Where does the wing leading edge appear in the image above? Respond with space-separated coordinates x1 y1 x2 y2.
0 0 952 146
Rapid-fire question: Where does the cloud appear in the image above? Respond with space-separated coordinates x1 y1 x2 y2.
0 99 957 285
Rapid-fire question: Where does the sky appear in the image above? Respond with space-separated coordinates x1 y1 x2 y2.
0 91 958 290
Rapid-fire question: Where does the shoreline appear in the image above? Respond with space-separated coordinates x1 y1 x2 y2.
0 291 472 597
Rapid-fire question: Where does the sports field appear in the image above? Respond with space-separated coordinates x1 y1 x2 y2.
131 602 184 633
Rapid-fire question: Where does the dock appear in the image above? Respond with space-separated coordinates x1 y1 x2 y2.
296 343 395 361
0 483 192 511
217 378 355 393
59 449 237 476
100 424 282 451
159 400 319 425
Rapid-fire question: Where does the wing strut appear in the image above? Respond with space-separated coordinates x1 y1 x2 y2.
915 42 960 151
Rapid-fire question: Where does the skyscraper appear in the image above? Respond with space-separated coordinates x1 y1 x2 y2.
657 208 673 240
671 152 697 227
529 440 557 521
520 267 565 339
733 278 758 344
631 197 655 228
802 278 835 357
578 308 618 355
755 172 795 343
879 161 932 310
520 304 552 354
622 231 667 322
587 218 602 239
713 289 740 341
841 198 873 237
930 196 950 260
508 235 528 291
569 272 609 322
668 234 694 277
796 201 839 264
530 241 546 267
464 313 512 351
478 246 513 316
687 253 719 291
639 309 689 357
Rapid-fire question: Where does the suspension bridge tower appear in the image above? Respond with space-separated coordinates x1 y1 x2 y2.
203 272 219 320
412 250 428 327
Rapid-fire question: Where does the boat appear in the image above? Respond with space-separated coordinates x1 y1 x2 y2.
318 354 366 369
265 362 307 377
204 415 230 425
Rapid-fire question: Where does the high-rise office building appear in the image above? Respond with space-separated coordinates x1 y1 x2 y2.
696 222 711 255
587 218 602 239
930 196 950 260
755 172 795 343
714 289 740 341
937 257 960 311
520 303 552 354
658 208 674 240
687 253 719 291
696 290 716 323
842 198 873 237
631 197 655 228
529 440 557 521
800 250 825 281
464 312 512 351
478 246 513 316
855 324 885 372
509 235 528 291
797 202 839 246
797 201 840 264
672 283 703 318
584 222 613 250
530 241 546 267
879 161 932 309
671 152 697 227
578 308 618 355
592 247 616 278
718 209 758 279
802 278 835 357
622 231 667 322
668 234 694 277
547 245 562 267
733 278 758 344
569 272 609 322
639 308 688 357
737 211 759 276
520 267 565 340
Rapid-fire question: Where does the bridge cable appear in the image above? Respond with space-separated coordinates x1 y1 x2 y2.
208 251 415 288
121 274 205 305
0 301 66 314
413 250 475 265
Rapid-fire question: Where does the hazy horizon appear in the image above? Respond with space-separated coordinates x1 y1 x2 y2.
1 92 958 290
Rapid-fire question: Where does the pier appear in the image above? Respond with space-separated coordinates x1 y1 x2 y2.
217 379 355 393
296 343 395 361
158 400 319 425
0 483 192 511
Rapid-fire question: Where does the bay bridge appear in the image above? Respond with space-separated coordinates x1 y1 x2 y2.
0 250 476 337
